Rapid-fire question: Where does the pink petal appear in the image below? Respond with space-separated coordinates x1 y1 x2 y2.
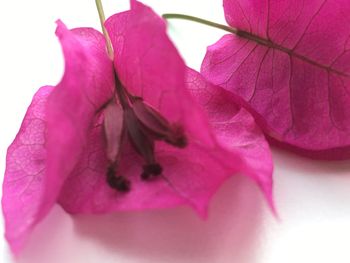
201 0 350 159
2 86 53 254
186 68 274 211
42 20 114 216
2 21 114 254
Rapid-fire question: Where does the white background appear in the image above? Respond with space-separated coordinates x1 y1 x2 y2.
1 0 350 262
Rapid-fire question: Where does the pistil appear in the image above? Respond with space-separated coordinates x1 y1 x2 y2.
103 74 188 192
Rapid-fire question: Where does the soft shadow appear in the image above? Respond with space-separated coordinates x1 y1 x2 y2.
14 206 76 263
7 175 266 263
271 146 350 176
73 175 266 263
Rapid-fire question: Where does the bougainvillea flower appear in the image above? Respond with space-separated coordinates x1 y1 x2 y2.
201 0 350 159
2 0 273 254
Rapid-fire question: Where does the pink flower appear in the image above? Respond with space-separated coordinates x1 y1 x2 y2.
2 1 273 254
202 0 350 159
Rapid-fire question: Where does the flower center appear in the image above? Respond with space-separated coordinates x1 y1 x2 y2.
103 72 188 192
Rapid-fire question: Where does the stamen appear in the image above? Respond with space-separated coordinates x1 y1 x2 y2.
141 163 163 181
144 163 163 175
132 98 170 135
124 107 156 164
165 124 187 148
103 70 189 190
106 166 131 192
103 100 124 163
131 98 188 148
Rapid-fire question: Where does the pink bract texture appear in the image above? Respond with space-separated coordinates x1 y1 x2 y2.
186 68 274 208
201 0 350 159
2 0 273 255
2 21 114 255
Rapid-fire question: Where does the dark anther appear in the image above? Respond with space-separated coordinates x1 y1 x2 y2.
104 77 189 189
165 124 188 148
141 172 151 181
166 133 187 148
141 163 163 181
106 166 131 192
107 175 131 192
144 163 163 175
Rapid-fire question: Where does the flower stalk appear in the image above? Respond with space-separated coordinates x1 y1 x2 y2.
95 0 114 59
162 13 239 34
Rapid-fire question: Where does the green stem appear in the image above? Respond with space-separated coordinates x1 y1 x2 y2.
162 13 238 34
95 0 113 59
162 13 277 49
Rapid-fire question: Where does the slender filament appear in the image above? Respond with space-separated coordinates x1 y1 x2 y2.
95 0 114 59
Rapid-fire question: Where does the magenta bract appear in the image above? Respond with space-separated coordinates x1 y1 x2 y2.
186 68 274 208
201 0 350 159
2 0 273 254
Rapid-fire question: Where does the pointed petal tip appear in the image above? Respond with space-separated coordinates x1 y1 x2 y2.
268 199 278 219
260 183 278 219
55 19 63 25
55 19 68 38
5 235 25 257
130 0 138 9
